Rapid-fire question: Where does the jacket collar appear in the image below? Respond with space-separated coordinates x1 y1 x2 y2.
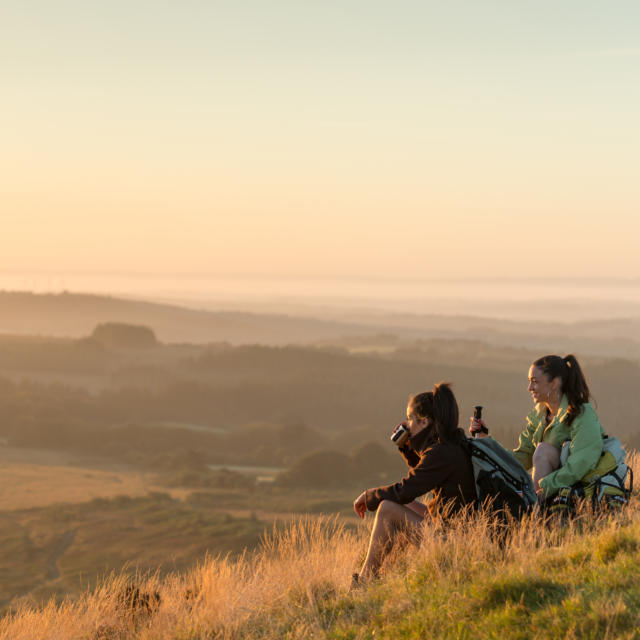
409 426 438 452
534 393 569 425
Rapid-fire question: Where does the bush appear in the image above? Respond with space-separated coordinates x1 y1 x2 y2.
91 323 158 349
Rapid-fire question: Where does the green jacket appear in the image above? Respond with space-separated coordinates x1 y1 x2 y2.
513 394 605 496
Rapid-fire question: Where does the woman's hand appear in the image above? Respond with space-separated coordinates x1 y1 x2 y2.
353 491 367 519
392 422 408 437
391 421 411 448
469 416 489 438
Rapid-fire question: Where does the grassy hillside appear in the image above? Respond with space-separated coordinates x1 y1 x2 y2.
1 453 638 639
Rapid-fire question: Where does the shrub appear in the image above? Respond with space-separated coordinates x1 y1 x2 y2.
91 323 158 349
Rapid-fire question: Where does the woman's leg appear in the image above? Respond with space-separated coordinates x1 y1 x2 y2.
358 500 426 580
532 442 561 491
405 500 429 518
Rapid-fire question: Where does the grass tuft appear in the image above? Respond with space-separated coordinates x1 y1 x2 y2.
479 576 568 611
595 527 639 563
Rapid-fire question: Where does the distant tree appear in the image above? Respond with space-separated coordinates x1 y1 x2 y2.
276 450 355 488
349 441 399 482
91 323 158 349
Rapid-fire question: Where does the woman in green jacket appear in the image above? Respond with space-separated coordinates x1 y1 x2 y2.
470 354 605 502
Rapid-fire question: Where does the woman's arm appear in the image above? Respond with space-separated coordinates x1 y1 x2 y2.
353 442 419 517
398 443 420 467
364 444 454 511
539 406 604 496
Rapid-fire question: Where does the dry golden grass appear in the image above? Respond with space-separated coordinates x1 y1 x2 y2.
0 516 361 640
0 453 637 639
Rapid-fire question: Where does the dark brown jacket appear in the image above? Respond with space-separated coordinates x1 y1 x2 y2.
364 427 477 515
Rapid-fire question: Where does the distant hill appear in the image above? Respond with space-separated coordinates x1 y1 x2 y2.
0 291 369 345
1 291 640 357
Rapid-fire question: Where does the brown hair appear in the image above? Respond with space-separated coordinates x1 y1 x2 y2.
409 382 465 444
532 354 591 426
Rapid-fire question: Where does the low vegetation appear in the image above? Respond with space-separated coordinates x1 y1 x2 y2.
1 456 637 639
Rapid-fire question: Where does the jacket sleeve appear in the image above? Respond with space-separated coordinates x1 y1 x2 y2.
398 443 420 468
512 410 538 470
539 406 604 496
364 446 452 511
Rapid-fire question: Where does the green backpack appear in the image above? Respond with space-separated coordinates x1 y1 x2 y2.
549 435 633 513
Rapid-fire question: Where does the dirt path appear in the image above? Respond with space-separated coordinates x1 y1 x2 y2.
46 530 77 580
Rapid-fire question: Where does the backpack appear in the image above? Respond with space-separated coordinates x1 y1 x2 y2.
549 435 633 513
465 437 537 518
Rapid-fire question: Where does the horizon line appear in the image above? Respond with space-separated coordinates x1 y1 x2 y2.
1 270 639 287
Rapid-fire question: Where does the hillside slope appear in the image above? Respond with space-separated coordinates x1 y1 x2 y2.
1 462 638 639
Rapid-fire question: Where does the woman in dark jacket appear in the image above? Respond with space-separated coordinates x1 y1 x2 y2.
352 382 476 585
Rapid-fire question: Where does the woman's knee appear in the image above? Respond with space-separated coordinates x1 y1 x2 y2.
532 442 561 471
376 500 402 517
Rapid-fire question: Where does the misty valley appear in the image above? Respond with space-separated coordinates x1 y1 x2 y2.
1 291 639 614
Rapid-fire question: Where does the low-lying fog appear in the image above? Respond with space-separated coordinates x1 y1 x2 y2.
3 272 640 322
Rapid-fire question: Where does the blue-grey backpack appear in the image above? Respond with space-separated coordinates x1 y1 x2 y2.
466 437 537 518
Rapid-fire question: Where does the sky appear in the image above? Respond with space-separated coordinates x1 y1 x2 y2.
2 1 640 286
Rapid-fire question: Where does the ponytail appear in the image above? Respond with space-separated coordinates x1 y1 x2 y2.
411 382 464 444
532 354 591 426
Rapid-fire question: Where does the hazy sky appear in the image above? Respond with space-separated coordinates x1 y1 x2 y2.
3 1 640 282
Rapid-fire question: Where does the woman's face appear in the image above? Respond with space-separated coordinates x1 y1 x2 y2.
406 403 429 436
527 365 560 404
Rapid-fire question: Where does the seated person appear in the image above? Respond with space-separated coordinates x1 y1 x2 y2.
352 382 476 587
470 354 605 503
